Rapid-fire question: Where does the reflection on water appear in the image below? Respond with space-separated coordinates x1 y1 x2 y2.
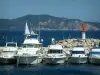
0 64 100 75
0 65 15 75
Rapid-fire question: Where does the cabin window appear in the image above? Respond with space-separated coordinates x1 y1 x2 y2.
7 44 16 47
23 44 40 48
34 44 40 48
72 51 84 54
48 50 62 53
23 44 33 48
90 52 100 54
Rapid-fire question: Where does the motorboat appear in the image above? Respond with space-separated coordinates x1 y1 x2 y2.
15 22 42 65
69 46 88 64
89 47 100 64
0 42 17 64
43 44 67 64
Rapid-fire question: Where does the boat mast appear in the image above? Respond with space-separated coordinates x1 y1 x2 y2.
30 22 33 35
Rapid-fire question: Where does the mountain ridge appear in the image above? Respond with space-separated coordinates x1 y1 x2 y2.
0 14 100 30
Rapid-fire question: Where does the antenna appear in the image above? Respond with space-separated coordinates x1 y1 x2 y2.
62 18 65 40
38 16 40 42
2 35 4 39
62 29 64 40
6 36 7 42
68 27 71 39
30 22 32 35
14 36 17 42
30 22 33 31
11 37 13 42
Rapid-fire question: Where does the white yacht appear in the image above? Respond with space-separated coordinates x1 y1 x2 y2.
15 22 42 65
89 47 100 64
69 46 88 64
15 38 42 65
43 44 67 64
0 42 17 64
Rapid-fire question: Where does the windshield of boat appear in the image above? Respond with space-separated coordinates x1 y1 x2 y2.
72 51 84 54
48 49 63 54
22 44 40 48
90 52 100 54
6 43 17 47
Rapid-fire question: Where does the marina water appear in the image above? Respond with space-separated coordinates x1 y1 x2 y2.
0 30 100 75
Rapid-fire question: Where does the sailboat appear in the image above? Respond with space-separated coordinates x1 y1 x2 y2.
30 28 38 35
25 22 30 36
15 22 42 65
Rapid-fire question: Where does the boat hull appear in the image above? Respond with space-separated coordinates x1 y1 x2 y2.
43 58 66 64
69 57 88 64
0 58 16 64
89 57 100 64
15 56 42 65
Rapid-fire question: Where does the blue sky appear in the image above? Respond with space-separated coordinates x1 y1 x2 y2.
0 0 100 22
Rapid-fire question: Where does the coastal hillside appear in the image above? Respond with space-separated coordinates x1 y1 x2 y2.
0 14 100 30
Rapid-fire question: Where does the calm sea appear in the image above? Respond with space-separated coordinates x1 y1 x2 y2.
0 30 100 47
0 30 100 75
0 64 100 75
